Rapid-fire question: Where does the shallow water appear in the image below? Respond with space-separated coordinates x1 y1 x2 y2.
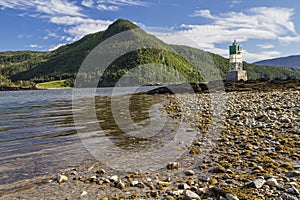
0 87 167 194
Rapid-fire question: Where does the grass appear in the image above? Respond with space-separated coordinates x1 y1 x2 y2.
36 80 69 89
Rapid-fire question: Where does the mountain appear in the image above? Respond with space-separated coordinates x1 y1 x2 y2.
0 19 300 89
254 55 300 69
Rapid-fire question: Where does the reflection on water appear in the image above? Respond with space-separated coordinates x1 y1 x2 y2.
94 94 178 151
0 87 174 194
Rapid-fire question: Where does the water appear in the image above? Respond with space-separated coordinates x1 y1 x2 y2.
0 87 163 194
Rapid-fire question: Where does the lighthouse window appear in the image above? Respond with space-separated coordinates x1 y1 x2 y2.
238 46 242 52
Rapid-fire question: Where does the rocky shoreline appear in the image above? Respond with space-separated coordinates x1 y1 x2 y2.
2 88 300 200
145 79 300 95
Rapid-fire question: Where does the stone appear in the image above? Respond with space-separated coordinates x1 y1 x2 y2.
288 187 300 195
184 170 195 176
136 182 146 188
225 193 239 200
294 165 300 170
171 190 184 196
157 181 171 187
57 174 68 183
116 181 125 189
109 175 119 182
167 162 179 170
280 193 299 200
212 166 226 173
150 191 159 198
200 176 210 182
264 174 273 179
223 174 230 179
89 175 97 182
266 177 278 187
209 177 218 185
80 191 88 197
286 171 300 177
183 190 201 200
178 183 190 190
164 196 176 200
248 178 266 189
130 180 139 187
144 177 152 182
96 169 106 174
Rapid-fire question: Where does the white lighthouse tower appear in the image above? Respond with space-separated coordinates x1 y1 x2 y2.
226 40 247 81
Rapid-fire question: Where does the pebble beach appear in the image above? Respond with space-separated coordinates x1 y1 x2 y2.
2 87 300 200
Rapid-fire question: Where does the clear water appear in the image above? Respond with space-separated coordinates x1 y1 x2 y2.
0 87 162 194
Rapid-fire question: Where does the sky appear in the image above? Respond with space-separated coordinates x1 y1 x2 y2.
0 0 300 62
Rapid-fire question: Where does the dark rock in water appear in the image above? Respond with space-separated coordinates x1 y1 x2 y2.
145 82 209 95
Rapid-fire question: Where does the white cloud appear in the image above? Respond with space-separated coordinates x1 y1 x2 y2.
81 0 148 10
65 20 112 39
97 4 119 11
257 43 274 49
81 0 94 7
50 16 112 40
36 0 83 16
0 0 84 16
17 34 32 39
229 0 242 8
97 0 148 7
28 44 42 48
0 0 145 46
193 9 213 18
153 7 299 62
278 35 300 43
244 50 281 62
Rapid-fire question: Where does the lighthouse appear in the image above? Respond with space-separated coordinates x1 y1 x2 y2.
226 40 248 81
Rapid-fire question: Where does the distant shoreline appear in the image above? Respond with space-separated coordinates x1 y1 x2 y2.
1 78 299 92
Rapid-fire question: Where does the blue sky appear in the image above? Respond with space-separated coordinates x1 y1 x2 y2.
0 0 300 62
